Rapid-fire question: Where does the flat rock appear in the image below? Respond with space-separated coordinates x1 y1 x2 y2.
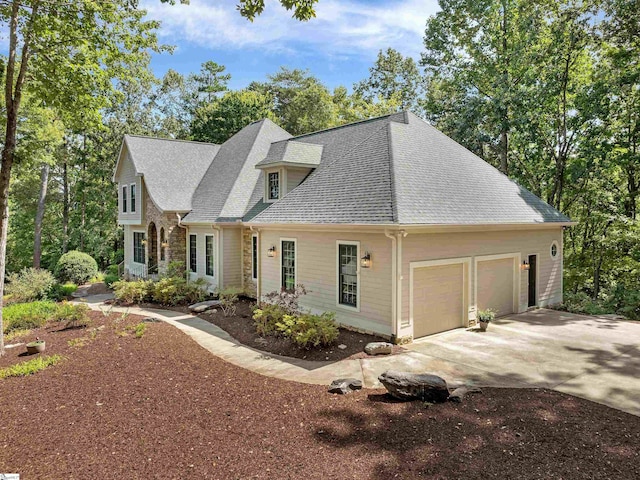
188 300 221 313
364 342 393 355
337 344 347 350
328 378 363 395
448 386 482 403
378 370 449 402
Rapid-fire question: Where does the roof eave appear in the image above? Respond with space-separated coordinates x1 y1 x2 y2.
255 161 319 170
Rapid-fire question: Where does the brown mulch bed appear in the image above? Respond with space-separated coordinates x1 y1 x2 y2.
198 298 404 361
0 315 638 480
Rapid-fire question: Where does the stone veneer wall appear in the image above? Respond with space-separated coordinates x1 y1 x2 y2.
145 196 186 274
242 227 257 298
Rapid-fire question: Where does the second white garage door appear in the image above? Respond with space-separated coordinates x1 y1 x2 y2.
476 257 515 317
413 263 465 338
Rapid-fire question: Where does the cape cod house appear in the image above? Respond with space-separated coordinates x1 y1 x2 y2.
113 111 572 343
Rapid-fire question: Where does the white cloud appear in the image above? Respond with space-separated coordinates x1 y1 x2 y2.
140 0 439 60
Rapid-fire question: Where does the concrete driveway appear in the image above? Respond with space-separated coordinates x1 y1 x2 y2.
394 309 640 416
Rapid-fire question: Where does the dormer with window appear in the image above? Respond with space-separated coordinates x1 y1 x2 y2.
256 140 323 203
113 146 144 225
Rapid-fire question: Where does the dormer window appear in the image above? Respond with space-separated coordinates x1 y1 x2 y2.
122 185 127 213
130 184 136 213
268 172 280 200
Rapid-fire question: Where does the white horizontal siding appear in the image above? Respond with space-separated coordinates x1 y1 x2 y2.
187 226 219 292
401 228 564 326
115 149 143 225
260 230 394 335
223 227 242 289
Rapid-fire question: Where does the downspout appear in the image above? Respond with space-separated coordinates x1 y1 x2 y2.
384 230 397 341
249 226 261 301
397 230 408 339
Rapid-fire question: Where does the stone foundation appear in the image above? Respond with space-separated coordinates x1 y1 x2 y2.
242 227 257 298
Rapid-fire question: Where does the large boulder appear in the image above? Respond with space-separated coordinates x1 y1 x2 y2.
328 378 363 395
188 300 221 313
378 370 449 402
364 342 393 355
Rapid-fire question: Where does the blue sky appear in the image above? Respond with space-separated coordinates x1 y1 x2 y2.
141 0 441 91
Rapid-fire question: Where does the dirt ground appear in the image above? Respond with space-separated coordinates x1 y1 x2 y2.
1 313 638 480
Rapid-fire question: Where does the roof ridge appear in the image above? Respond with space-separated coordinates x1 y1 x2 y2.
125 134 219 147
289 111 406 141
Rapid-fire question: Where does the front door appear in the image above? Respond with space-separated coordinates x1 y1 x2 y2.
528 254 537 307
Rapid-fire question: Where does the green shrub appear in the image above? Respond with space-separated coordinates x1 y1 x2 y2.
2 301 59 334
275 311 339 349
48 283 78 301
0 355 63 379
55 251 98 284
253 303 287 337
104 273 120 287
106 264 119 276
558 292 610 316
51 302 91 328
151 277 208 306
112 280 153 304
5 268 56 303
134 322 147 338
164 261 186 279
217 287 242 316
90 272 105 283
3 328 32 343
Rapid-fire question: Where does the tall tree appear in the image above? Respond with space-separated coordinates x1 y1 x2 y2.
354 48 425 112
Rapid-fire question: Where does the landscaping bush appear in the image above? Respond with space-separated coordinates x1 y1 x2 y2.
5 268 56 304
104 273 120 287
217 287 242 316
151 277 208 306
106 264 119 276
0 355 63 379
48 283 78 301
55 251 98 284
112 280 152 305
2 301 59 334
51 302 91 328
557 292 610 316
262 285 308 314
253 303 288 337
275 312 339 349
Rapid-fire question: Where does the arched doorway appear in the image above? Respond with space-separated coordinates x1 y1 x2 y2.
148 222 158 273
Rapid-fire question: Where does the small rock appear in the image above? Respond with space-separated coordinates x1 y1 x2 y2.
254 338 268 346
337 344 347 350
188 300 221 313
364 342 393 355
328 378 363 395
142 317 159 323
448 386 482 403
378 370 449 402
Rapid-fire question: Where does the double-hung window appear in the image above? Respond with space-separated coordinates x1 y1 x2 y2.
130 184 136 213
133 232 145 263
251 234 258 281
281 239 295 291
122 185 127 213
189 234 197 273
338 243 358 308
268 172 279 200
205 235 214 276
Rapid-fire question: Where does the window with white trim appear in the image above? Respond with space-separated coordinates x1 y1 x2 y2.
268 172 279 200
550 240 559 260
160 228 166 261
189 234 197 273
281 240 295 291
122 185 127 213
133 232 145 263
338 243 358 308
205 235 214 276
251 234 258 281
130 184 136 213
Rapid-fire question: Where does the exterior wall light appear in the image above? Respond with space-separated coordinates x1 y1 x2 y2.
141 239 148 246
361 252 372 268
161 242 169 248
267 245 277 257
522 260 530 271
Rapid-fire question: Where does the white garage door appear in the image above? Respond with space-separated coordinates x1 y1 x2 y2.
413 263 464 338
476 257 515 317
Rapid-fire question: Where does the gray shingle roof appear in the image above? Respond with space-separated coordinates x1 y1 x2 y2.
249 111 571 225
122 135 219 212
182 119 291 224
256 140 323 168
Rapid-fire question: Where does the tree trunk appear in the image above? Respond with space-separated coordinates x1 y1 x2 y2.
33 163 50 268
62 158 69 253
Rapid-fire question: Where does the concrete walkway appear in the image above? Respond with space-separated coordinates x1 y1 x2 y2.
76 297 640 417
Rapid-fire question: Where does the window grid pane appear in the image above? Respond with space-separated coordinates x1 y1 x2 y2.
189 235 197 273
122 186 127 213
339 244 358 307
268 172 279 200
133 232 145 264
205 235 214 276
130 184 136 213
252 236 258 280
281 240 295 291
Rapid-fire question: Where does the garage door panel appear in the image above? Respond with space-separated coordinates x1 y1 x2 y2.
477 257 514 317
413 263 464 338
